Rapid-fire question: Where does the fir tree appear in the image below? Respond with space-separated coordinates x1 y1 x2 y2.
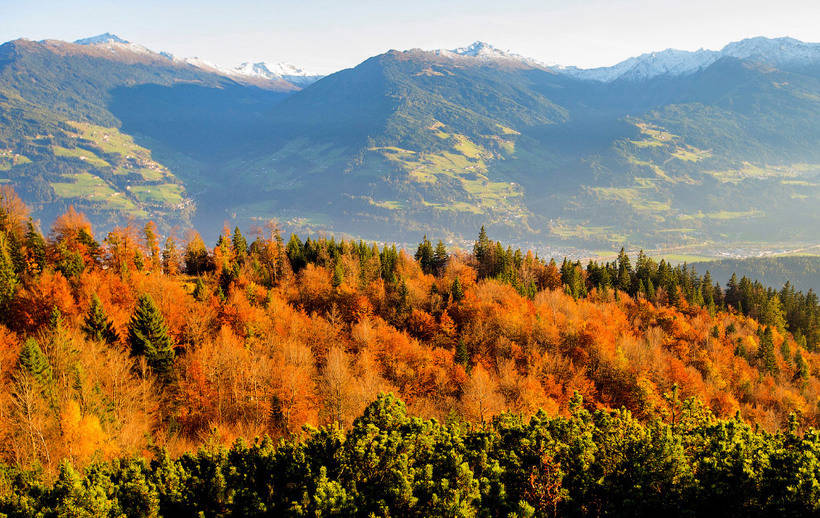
82 294 119 345
18 338 53 389
415 235 434 274
192 277 207 301
432 240 448 275
128 294 175 381
794 349 809 381
757 326 778 376
455 339 469 368
232 227 248 260
332 261 345 288
0 231 18 310
25 221 46 274
474 226 491 277
451 277 464 303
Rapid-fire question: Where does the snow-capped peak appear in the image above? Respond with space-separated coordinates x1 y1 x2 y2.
721 36 820 65
434 41 544 67
74 33 129 45
71 33 156 56
230 61 322 86
558 36 820 83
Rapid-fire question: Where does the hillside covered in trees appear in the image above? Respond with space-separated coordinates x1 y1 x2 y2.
0 185 819 514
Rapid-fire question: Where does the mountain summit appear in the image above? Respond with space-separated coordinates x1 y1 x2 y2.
434 41 545 67
74 33 130 45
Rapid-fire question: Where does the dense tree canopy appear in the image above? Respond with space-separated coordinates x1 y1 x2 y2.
0 187 817 515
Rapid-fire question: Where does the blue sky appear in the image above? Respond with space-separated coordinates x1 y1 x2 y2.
3 0 820 73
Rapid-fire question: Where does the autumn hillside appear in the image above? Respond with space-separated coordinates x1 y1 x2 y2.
0 185 818 481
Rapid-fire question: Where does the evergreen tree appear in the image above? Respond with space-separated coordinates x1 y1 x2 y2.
332 261 345 288
286 234 306 273
232 227 248 260
128 294 175 381
451 277 464 303
432 240 448 275
192 277 207 301
473 226 491 277
415 235 434 274
794 349 809 381
82 294 119 345
0 231 18 310
455 339 469 368
25 221 46 274
18 338 52 389
757 326 778 376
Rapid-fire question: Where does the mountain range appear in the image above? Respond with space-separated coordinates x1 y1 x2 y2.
0 33 818 250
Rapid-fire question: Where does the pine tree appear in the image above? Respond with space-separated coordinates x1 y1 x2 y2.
794 349 809 381
757 326 778 376
415 235 434 274
18 338 53 389
128 294 175 381
455 339 469 368
25 221 46 274
432 240 448 275
0 231 18 310
82 294 119 345
451 277 464 303
192 277 207 301
232 226 248 260
474 226 491 277
332 261 345 288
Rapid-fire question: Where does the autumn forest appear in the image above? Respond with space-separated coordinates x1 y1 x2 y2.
1 185 820 516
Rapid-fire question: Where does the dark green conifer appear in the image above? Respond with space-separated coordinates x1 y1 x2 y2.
332 261 345 288
18 338 52 389
415 235 434 274
451 277 464 303
25 221 46 274
232 227 248 260
82 295 119 345
432 240 448 275
128 294 175 380
757 326 778 376
0 231 18 310
192 277 207 301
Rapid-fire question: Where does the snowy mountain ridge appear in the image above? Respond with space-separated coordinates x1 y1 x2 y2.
560 36 820 82
72 33 322 87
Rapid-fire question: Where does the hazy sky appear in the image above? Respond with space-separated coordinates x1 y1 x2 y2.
4 0 820 73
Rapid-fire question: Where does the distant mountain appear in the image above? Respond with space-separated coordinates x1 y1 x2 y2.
1 34 819 250
229 61 323 87
558 48 721 82
560 36 820 82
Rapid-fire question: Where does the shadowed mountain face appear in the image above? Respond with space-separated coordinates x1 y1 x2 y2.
1 36 819 249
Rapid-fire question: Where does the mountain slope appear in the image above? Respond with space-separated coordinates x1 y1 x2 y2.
0 37 294 228
218 40 820 247
1 35 819 251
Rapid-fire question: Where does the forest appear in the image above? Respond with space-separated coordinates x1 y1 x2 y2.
0 185 819 515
